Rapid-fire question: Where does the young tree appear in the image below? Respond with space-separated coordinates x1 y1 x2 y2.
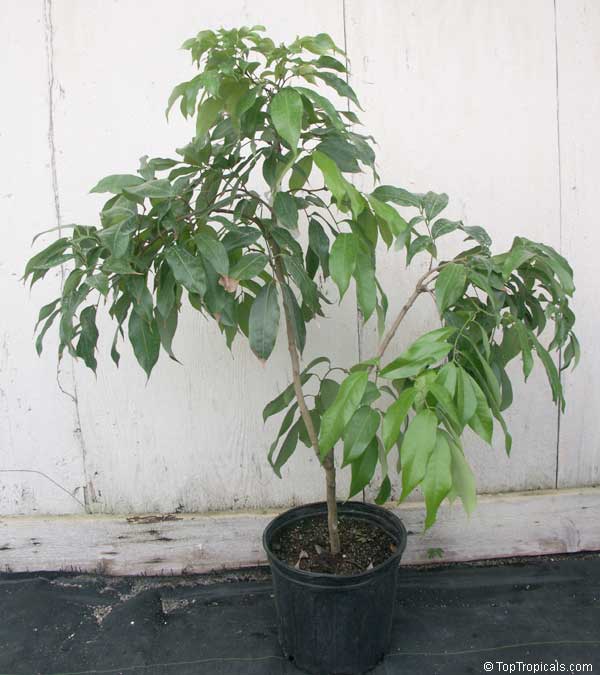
25 27 578 554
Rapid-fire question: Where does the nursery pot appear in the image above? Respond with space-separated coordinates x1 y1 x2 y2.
263 501 407 675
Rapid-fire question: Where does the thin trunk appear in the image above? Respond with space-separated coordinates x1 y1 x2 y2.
268 238 341 554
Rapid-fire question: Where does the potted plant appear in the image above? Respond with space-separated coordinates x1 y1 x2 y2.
25 26 578 675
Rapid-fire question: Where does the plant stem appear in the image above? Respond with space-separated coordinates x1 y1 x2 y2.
270 249 341 554
376 266 440 360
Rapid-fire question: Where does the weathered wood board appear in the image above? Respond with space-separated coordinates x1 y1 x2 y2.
2 488 598 575
555 0 600 487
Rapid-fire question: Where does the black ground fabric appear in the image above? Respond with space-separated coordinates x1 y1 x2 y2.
1 555 599 675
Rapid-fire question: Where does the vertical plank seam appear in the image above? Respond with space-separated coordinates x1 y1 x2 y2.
42 0 93 513
552 0 564 490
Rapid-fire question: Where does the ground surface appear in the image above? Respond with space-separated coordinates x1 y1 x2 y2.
1 555 599 675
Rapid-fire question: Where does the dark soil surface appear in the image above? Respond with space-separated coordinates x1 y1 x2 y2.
1 554 599 674
270 514 397 575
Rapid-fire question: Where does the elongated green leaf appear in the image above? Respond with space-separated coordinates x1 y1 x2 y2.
329 233 358 299
423 191 449 221
124 179 174 201
455 367 477 425
195 231 229 276
319 371 368 458
272 420 301 478
466 374 494 444
429 383 461 433
164 245 207 296
90 174 144 194
295 86 344 129
196 97 222 137
530 332 564 410
380 329 455 379
273 192 298 229
382 387 416 451
348 437 378 499
316 71 361 108
229 253 268 281
354 244 376 320
371 185 422 208
156 305 179 360
313 150 347 204
289 156 313 191
269 88 303 150
308 218 329 277
249 282 280 361
435 263 466 313
422 431 452 529
449 438 477 515
342 406 380 465
400 409 438 499
263 372 315 422
75 306 99 372
128 311 160 378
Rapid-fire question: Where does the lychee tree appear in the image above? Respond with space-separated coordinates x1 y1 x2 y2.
26 27 578 554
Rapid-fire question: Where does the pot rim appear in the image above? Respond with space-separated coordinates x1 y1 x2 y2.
263 500 407 585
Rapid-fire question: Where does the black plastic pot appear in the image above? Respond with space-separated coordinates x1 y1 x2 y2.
263 501 407 675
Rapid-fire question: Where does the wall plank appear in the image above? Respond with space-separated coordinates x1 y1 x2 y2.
344 0 563 497
0 1 86 515
2 488 598 574
556 0 600 487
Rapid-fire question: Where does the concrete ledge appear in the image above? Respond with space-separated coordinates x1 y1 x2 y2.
1 487 599 575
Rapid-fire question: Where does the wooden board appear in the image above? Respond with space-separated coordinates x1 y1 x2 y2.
0 1 87 516
1 487 599 575
555 0 600 487
344 0 563 496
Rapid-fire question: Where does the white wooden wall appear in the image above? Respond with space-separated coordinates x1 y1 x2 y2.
1 0 598 521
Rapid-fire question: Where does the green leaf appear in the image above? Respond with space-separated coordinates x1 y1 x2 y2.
530 332 564 410
90 174 144 194
282 284 306 354
455 367 477 425
513 320 534 381
229 253 268 281
431 218 462 239
249 282 280 361
449 439 477 515
308 219 329 277
329 233 358 299
124 179 175 201
313 150 347 205
295 86 344 129
263 372 315 422
272 420 301 478
352 244 375 320
316 136 360 173
155 299 179 360
423 191 449 221
97 220 136 259
380 329 455 379
289 156 313 191
164 245 207 296
317 378 340 411
269 88 303 151
348 437 379 499
342 406 380 465
466 374 494 444
196 97 222 137
273 192 299 229
422 431 452 529
429 383 461 433
315 71 361 108
371 185 422 208
382 387 416 451
400 409 438 500
128 311 160 378
75 306 99 372
195 231 229 276
374 475 392 505
319 371 368 459
126 276 154 322
435 263 466 313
